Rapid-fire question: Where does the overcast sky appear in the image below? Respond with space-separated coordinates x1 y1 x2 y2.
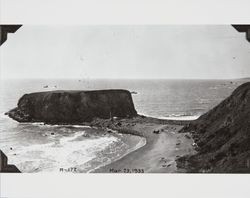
1 25 250 79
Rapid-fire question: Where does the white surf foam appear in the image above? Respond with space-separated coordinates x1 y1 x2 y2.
158 115 200 121
6 131 119 173
88 136 147 173
138 112 200 121
19 123 92 129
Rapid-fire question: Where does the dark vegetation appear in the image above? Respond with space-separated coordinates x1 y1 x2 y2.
177 82 250 173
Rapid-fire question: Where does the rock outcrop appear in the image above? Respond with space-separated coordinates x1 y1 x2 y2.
6 89 137 124
177 82 250 173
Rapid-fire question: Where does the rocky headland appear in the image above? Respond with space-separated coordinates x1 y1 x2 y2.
5 89 137 124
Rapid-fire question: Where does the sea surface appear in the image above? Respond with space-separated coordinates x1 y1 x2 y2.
0 79 248 172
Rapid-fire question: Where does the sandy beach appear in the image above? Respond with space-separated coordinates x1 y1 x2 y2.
91 117 196 173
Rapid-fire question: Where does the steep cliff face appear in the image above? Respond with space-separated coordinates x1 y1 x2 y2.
178 82 250 173
6 89 137 124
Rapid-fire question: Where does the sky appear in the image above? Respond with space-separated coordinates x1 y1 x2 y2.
1 25 250 79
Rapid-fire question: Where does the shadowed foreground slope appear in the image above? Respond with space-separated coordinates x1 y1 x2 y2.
177 82 250 173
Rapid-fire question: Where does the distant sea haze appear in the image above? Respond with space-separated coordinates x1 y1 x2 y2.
0 78 248 172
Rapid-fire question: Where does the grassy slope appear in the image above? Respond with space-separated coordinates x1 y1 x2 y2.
177 82 250 173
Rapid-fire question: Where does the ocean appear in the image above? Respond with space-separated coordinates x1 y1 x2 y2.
0 79 247 172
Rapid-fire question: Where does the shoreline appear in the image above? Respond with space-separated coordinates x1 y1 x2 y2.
2 114 196 173
89 116 196 173
88 136 147 173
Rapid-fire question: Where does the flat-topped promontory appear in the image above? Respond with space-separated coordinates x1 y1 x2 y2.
5 89 137 124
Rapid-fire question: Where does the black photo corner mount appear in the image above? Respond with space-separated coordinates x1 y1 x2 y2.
0 24 22 46
0 24 22 173
232 25 250 42
0 150 21 173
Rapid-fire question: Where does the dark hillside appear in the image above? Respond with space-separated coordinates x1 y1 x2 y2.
177 82 250 173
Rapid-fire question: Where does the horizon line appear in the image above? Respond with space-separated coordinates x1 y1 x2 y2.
1 77 250 81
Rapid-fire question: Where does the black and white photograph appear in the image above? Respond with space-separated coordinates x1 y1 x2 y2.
1 1 250 197
1 24 250 174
